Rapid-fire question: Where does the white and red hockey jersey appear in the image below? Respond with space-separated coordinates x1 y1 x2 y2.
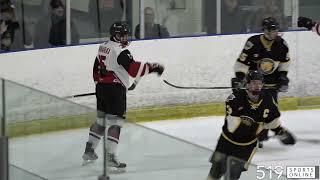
93 39 150 88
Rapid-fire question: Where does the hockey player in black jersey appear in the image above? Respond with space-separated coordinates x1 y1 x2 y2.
232 17 291 148
207 70 295 180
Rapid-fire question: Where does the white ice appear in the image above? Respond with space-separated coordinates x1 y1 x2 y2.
9 109 320 180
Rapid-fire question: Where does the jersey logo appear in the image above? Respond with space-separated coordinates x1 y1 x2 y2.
244 41 254 50
257 58 277 75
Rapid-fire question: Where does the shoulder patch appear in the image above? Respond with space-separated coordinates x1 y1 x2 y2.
244 41 254 50
226 93 236 102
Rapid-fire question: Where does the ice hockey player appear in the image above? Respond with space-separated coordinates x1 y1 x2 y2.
298 16 320 35
231 17 292 148
208 70 296 180
82 21 164 170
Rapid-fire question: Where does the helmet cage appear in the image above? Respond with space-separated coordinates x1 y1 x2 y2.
262 17 280 40
245 71 264 96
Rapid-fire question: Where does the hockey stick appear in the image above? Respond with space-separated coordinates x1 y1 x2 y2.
128 77 141 90
269 135 320 144
64 92 96 98
163 80 279 90
297 138 320 144
65 73 143 98
163 79 232 90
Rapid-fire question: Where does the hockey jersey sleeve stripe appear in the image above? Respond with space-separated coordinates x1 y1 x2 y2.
278 60 290 72
264 118 280 129
117 49 150 77
226 115 241 133
128 62 150 77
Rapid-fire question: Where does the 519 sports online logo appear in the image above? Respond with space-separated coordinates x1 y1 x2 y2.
256 165 319 179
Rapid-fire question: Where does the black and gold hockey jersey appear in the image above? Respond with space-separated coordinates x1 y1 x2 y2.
222 90 280 146
235 34 290 87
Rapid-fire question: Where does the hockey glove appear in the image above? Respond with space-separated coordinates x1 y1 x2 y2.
231 77 245 89
298 17 315 30
149 63 164 76
273 127 296 145
278 75 289 92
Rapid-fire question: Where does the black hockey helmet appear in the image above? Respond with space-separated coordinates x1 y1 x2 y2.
0 0 14 12
109 21 130 46
245 70 264 96
246 70 264 83
262 17 279 31
110 21 130 37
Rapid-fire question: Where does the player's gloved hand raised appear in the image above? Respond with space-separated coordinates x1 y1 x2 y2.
278 76 289 92
298 17 315 30
231 77 245 90
275 128 296 145
149 63 164 76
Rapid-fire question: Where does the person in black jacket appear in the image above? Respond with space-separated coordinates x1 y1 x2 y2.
33 0 79 48
134 7 169 39
0 2 32 51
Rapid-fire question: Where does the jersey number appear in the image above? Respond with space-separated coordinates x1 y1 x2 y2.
263 109 269 118
239 53 248 62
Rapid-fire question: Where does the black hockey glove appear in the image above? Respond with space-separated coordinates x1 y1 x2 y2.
298 17 315 30
278 75 289 92
231 72 246 90
231 77 245 90
149 63 164 76
272 127 296 145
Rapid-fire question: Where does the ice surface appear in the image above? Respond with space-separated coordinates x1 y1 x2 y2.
9 109 320 179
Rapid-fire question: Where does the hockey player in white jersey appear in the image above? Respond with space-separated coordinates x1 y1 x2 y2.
82 21 164 170
298 16 320 35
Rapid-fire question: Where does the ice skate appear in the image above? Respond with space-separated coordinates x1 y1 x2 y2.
106 153 126 173
82 142 98 165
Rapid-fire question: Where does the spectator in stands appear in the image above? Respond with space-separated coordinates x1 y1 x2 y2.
203 0 216 34
33 0 79 48
89 0 126 36
221 0 247 34
0 1 32 51
247 0 288 32
134 7 170 39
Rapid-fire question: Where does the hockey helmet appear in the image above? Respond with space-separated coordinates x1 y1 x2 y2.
109 21 130 46
262 17 280 40
262 17 279 31
246 70 264 96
